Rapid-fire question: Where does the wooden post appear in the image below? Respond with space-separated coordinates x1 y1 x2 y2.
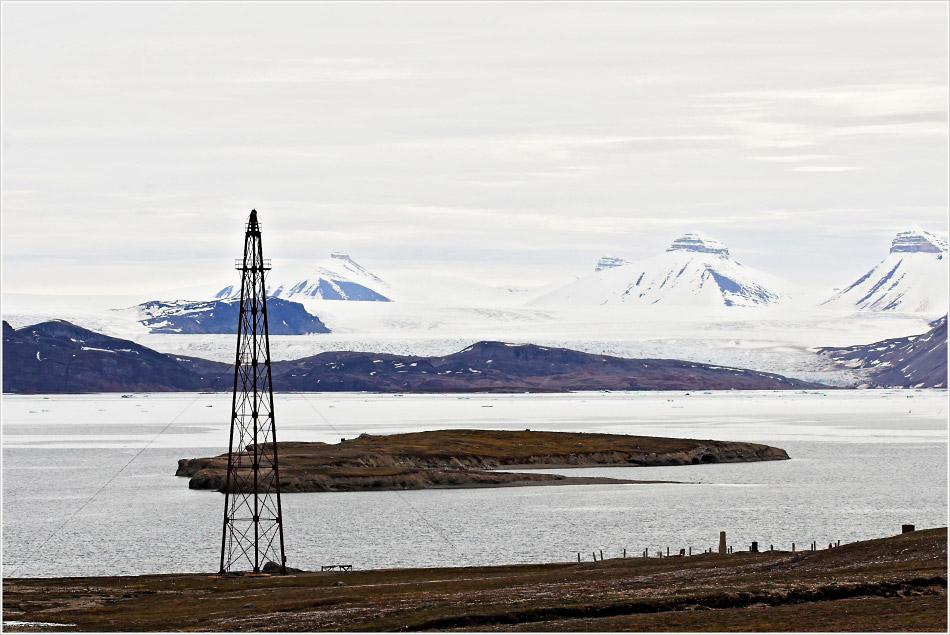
623 548 626 558
592 551 597 561
577 552 581 562
688 546 692 556
719 531 727 555
666 547 669 556
792 543 795 552
600 550 603 561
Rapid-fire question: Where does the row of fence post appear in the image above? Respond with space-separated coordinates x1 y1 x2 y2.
576 535 847 562
574 525 913 564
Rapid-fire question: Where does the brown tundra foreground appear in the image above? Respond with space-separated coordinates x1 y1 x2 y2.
2 527 946 632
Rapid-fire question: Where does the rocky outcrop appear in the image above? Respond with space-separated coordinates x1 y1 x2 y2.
666 233 730 256
890 228 948 254
177 429 790 493
594 256 631 272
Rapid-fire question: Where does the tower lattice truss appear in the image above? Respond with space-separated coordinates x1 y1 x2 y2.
220 209 286 574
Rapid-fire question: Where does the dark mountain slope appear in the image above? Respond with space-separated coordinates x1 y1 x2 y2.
2 320 207 393
817 316 947 388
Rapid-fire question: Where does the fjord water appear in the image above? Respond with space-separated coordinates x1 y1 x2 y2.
2 391 946 578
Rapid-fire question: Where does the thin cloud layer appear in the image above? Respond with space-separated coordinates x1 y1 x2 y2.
1 2 947 295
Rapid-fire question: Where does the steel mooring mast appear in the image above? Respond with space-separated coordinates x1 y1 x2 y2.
220 209 286 574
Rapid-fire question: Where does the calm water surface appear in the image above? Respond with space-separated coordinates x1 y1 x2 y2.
2 390 947 577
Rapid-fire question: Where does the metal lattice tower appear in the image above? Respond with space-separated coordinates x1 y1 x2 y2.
220 209 286 574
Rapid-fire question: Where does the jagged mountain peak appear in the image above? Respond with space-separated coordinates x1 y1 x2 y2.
667 232 730 256
890 227 948 254
215 253 391 302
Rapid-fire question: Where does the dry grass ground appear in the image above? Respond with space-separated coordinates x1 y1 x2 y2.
3 528 945 632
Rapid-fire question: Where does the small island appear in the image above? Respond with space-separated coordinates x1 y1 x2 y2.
177 429 790 493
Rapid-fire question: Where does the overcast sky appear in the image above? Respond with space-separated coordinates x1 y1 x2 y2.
2 2 947 296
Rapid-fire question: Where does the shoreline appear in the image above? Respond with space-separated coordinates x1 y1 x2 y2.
415 475 687 489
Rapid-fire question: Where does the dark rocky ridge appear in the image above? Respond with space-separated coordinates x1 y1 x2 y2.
3 321 826 393
2 320 206 393
269 341 824 392
818 316 947 388
177 429 791 493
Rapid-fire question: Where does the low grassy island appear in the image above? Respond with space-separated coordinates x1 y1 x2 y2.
177 429 790 493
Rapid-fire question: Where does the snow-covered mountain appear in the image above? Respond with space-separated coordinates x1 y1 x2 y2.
530 233 788 308
215 253 392 302
822 228 948 313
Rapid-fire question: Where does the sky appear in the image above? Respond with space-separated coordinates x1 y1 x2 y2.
2 2 948 297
